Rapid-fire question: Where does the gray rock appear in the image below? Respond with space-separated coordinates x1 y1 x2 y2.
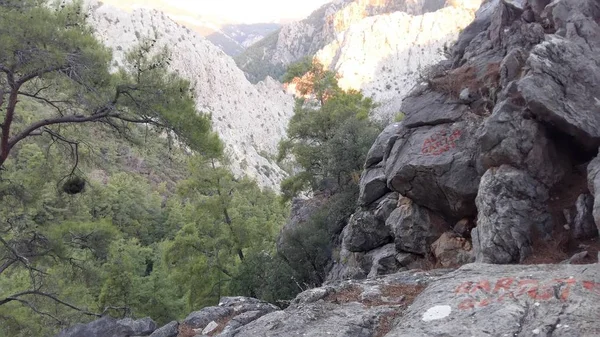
148 321 178 337
587 155 600 235
499 48 525 86
202 321 218 335
218 310 271 337
342 210 391 252
477 99 567 187
364 122 404 168
358 167 389 206
54 317 134 337
573 194 598 239
116 317 157 336
183 306 233 329
386 197 450 255
430 232 474 268
560 251 589 264
218 296 279 315
395 252 419 267
519 35 600 150
453 218 475 238
400 89 469 128
372 192 399 223
472 165 552 264
385 121 482 219
459 88 472 102
389 263 600 336
326 247 368 282
230 269 448 337
364 243 400 278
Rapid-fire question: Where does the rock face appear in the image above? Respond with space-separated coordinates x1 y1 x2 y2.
472 165 552 264
224 263 600 337
316 1 482 121
332 0 600 279
55 317 155 337
386 197 450 255
390 263 600 336
83 1 294 190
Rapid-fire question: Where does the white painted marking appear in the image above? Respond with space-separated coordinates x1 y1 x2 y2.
422 305 452 321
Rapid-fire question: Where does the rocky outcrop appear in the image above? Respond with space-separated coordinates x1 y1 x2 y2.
58 263 600 337
228 263 600 336
83 1 294 190
386 197 450 255
472 165 552 264
389 263 600 336
55 317 156 337
332 0 600 279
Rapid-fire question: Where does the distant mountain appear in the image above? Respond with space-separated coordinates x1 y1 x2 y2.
236 0 482 121
205 23 282 56
84 1 295 190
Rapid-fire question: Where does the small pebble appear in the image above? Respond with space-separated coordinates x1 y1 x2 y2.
534 302 540 307
532 328 540 335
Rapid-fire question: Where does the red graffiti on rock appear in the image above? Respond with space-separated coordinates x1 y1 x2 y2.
454 277 592 310
421 129 462 156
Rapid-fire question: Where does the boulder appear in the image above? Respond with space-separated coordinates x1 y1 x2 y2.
219 310 272 337
400 89 469 128
587 155 600 235
389 263 600 336
518 35 600 150
453 218 475 238
327 247 368 281
358 167 389 206
364 243 401 278
385 121 482 219
54 317 134 337
218 296 279 315
477 99 567 186
386 197 450 255
472 165 552 264
566 194 598 239
183 306 233 330
372 192 399 223
148 321 178 337
364 122 404 168
342 210 391 252
430 232 474 268
116 317 156 336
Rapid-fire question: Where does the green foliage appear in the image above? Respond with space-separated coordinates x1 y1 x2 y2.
281 56 313 83
394 111 406 122
234 30 286 83
0 2 286 336
275 62 381 291
229 251 300 307
161 154 288 311
278 62 381 199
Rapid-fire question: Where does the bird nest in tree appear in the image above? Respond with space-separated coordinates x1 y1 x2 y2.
62 176 86 195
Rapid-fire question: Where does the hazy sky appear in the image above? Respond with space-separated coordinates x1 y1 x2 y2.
101 0 332 23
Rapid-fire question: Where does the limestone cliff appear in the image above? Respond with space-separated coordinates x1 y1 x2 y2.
316 1 482 121
238 0 481 122
83 1 295 189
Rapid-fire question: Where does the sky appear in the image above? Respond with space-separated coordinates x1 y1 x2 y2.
101 0 332 24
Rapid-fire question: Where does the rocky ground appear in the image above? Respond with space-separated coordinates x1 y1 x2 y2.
54 0 600 335
323 0 600 281
55 263 600 337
